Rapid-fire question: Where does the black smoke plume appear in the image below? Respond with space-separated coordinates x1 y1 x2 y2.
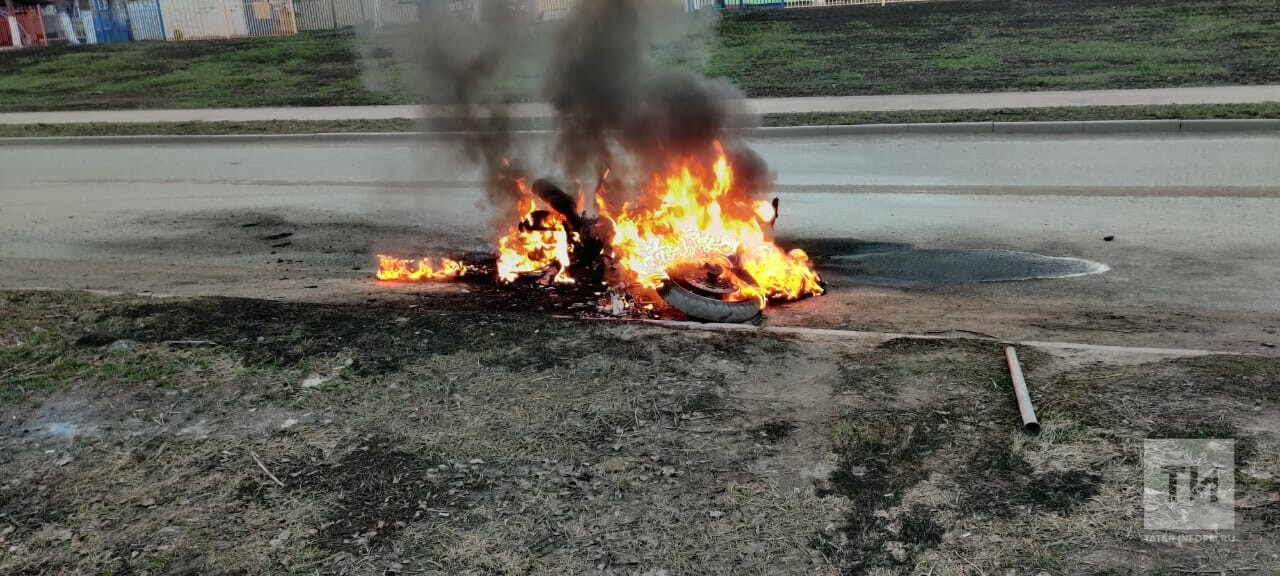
396 0 537 225
546 2 764 193
398 0 771 224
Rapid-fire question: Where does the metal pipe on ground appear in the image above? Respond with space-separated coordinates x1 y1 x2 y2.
1005 346 1040 435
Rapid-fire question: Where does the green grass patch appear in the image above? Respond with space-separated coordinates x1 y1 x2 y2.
2 0 1279 111
711 0 1280 97
0 30 406 112
0 118 426 137
761 102 1280 126
0 332 184 401
0 291 188 400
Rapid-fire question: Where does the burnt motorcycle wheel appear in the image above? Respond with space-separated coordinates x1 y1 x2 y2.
657 279 763 323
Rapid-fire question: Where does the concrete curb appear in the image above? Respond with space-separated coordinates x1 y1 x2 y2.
3 119 1279 146
0 132 429 146
1082 119 1182 133
1180 119 1280 132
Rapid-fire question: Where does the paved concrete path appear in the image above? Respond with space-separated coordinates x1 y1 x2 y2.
2 85 1278 125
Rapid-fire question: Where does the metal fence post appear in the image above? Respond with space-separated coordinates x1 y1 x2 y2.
156 0 167 40
221 0 233 37
283 0 297 33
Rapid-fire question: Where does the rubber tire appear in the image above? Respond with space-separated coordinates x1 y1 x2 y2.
658 280 763 323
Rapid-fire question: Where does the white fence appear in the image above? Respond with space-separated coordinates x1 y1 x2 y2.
294 0 580 29
5 0 938 50
157 0 297 39
245 0 941 35
294 0 418 30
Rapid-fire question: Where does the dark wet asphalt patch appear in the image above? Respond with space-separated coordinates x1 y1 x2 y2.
817 248 1108 287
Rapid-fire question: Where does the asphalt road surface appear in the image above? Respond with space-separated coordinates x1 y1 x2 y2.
3 133 1278 352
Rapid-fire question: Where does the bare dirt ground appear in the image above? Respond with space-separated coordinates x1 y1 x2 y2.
2 290 1278 576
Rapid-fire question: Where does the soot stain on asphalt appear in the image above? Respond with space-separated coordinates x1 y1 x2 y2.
783 237 1108 288
816 247 1108 288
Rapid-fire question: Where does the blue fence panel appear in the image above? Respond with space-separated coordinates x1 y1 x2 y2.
127 0 166 40
90 0 133 42
722 0 786 9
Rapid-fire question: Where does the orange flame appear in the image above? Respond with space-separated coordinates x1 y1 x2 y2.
376 255 468 281
601 143 823 304
496 179 575 284
375 143 822 305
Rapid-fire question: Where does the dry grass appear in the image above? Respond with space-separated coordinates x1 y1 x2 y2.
1 291 1277 575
